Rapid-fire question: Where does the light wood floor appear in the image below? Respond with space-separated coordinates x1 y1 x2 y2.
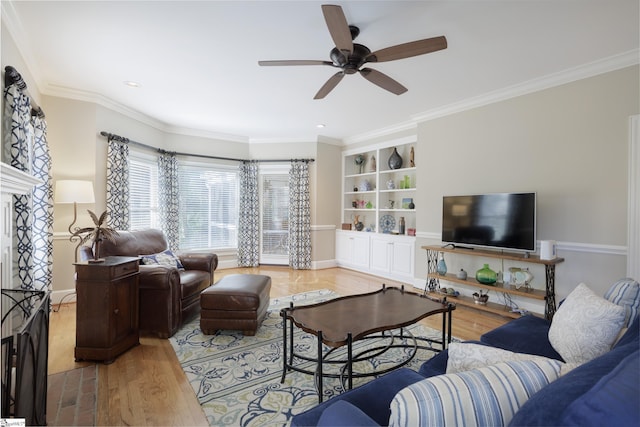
49 266 509 426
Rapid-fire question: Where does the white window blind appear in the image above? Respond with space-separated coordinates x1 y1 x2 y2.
178 162 239 250
129 153 159 230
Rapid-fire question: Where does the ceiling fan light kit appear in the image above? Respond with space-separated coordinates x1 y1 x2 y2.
259 4 447 99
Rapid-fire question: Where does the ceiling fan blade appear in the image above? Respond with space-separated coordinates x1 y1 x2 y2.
359 68 407 95
367 36 447 63
321 5 353 54
258 60 333 66
314 71 345 99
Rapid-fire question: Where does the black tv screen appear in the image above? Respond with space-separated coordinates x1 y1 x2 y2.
442 192 536 252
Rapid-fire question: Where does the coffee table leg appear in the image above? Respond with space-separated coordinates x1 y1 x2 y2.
317 330 324 403
280 309 287 383
347 333 353 390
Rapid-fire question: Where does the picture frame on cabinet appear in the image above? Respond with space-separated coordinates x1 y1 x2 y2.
402 198 413 209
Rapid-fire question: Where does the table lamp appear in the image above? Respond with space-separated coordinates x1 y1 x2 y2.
54 180 95 261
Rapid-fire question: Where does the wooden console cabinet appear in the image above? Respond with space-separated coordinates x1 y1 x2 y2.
75 256 140 363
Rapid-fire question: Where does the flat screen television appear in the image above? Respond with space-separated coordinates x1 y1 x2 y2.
442 192 536 252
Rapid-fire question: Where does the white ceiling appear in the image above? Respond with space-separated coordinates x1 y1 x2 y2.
3 1 639 144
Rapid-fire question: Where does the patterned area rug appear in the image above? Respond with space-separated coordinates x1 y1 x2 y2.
170 289 447 426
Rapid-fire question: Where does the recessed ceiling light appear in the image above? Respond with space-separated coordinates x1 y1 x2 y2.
316 124 326 128
123 81 141 88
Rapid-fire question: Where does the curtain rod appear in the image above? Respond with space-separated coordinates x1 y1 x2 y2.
99 131 314 164
4 66 45 118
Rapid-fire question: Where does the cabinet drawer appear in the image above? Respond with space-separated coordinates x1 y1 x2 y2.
112 261 139 279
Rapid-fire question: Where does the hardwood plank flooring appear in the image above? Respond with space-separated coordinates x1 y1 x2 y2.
48 266 509 426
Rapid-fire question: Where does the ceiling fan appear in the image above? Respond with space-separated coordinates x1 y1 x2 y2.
258 4 447 99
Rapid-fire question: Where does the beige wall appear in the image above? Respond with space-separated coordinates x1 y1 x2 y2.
411 65 639 302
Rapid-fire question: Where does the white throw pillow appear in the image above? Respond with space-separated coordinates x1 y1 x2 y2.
446 342 577 376
389 359 563 427
548 283 625 364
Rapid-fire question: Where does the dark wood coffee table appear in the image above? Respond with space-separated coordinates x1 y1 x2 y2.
280 285 455 402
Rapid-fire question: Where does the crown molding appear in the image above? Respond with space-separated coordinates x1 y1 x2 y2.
343 121 417 146
343 49 639 147
410 50 640 125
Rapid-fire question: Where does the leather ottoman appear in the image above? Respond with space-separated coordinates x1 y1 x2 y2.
200 274 271 336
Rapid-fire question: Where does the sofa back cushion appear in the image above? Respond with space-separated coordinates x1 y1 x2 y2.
100 229 168 257
390 359 563 427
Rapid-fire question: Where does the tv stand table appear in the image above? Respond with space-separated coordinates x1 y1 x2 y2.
280 285 455 402
423 245 564 320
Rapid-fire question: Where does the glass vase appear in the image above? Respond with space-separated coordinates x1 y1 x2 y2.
476 264 497 285
388 147 403 169
436 252 447 276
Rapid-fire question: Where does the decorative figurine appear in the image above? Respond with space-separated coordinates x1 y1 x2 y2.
409 146 415 167
370 155 376 172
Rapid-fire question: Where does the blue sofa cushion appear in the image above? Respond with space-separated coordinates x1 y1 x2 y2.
508 339 639 426
291 367 425 427
480 315 563 360
317 401 379 426
559 349 639 426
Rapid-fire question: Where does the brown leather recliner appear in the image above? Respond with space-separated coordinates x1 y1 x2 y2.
79 228 218 338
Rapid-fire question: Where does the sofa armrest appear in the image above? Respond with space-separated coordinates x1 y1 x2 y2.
178 252 218 273
138 265 181 291
291 368 424 427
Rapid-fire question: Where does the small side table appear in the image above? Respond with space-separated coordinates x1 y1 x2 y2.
74 256 140 364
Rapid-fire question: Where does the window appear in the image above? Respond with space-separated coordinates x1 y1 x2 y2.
178 162 239 250
129 152 159 230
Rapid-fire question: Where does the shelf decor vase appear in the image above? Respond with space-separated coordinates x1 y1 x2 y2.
436 252 447 276
388 147 403 170
476 264 497 285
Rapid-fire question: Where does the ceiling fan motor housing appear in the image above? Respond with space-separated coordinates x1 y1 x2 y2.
330 43 371 73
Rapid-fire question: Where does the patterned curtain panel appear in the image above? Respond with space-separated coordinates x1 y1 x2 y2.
106 138 130 230
30 115 53 291
289 161 311 270
3 83 53 291
238 161 260 267
159 151 179 250
5 83 35 289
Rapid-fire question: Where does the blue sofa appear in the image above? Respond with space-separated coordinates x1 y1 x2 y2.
291 314 639 426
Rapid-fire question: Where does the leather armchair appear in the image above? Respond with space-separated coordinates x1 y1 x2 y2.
79 229 218 338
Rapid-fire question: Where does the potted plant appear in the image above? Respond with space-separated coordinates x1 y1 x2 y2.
71 210 118 262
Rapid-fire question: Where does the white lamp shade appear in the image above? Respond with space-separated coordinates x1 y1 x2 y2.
55 180 95 204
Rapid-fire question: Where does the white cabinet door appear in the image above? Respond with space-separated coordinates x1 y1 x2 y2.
369 234 415 281
335 231 370 269
351 233 370 269
391 239 414 277
370 235 392 275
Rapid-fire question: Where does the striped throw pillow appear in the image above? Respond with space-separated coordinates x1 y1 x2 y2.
604 278 640 328
389 359 563 427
